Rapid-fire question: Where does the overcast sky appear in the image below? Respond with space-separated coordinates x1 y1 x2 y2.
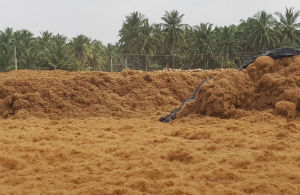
1 0 299 44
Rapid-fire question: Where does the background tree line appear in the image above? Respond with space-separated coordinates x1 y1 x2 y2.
1 7 299 72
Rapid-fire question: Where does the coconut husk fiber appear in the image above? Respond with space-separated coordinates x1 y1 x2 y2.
175 55 300 120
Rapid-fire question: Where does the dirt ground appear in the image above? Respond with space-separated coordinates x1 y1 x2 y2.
0 56 299 195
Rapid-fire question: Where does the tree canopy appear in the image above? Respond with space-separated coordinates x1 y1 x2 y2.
0 7 299 72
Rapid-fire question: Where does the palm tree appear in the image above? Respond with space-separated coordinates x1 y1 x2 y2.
161 10 185 68
118 11 146 54
13 29 37 69
152 23 164 53
130 20 155 54
42 34 68 70
104 43 120 71
189 23 215 69
174 25 193 69
215 25 241 68
36 31 54 69
275 7 300 46
131 20 159 70
38 31 53 45
70 34 91 71
20 47 39 70
85 40 106 71
0 28 14 71
245 11 281 51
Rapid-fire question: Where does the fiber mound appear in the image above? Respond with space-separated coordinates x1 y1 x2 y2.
0 70 218 119
174 55 300 120
0 115 299 195
0 60 299 195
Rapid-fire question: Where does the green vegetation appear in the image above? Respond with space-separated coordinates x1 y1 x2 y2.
1 7 299 72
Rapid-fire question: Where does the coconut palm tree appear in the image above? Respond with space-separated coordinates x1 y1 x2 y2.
103 43 120 71
151 23 164 53
118 11 146 54
35 31 53 69
20 47 39 70
275 7 300 46
246 11 281 51
130 20 159 70
70 34 91 71
38 31 53 45
161 10 185 67
13 29 37 69
215 25 241 68
85 40 106 71
0 28 14 71
189 23 215 69
42 34 68 70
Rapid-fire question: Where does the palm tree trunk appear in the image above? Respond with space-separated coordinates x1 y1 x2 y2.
172 54 174 69
145 55 148 71
171 45 175 68
110 57 113 72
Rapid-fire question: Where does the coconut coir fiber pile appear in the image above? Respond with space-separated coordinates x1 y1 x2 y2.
0 69 218 119
0 56 299 195
177 55 300 120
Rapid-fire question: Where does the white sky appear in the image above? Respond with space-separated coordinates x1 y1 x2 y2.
0 0 299 44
